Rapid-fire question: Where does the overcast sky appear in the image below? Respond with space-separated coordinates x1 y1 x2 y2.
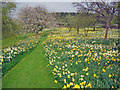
14 0 117 17
14 2 78 18
15 2 77 13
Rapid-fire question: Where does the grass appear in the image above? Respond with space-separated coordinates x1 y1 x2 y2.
1 32 37 49
1 35 27 49
2 30 61 88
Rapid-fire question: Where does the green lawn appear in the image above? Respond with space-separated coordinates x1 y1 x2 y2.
2 31 61 88
2 35 27 49
1 32 37 49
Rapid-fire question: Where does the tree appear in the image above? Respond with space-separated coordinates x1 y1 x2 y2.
71 13 96 35
64 14 74 32
73 2 118 40
18 6 56 34
2 2 20 38
53 12 77 28
46 13 58 30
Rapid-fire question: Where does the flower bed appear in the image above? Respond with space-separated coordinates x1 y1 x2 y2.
0 35 41 76
43 29 119 88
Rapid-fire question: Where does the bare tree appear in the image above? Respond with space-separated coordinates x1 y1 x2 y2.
73 1 118 40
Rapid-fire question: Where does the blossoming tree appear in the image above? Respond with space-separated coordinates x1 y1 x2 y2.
18 6 57 34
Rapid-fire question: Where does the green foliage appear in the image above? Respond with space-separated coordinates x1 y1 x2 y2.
73 13 96 28
111 16 118 25
54 12 77 27
2 2 22 38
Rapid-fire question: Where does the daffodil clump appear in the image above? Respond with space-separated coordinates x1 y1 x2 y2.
1 35 41 76
43 28 119 88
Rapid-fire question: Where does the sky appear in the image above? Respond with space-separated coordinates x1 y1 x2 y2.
13 0 118 17
14 2 78 18
13 0 118 2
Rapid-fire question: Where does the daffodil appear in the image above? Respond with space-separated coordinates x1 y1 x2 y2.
81 85 84 88
83 81 86 85
86 73 89 75
73 84 80 89
102 68 106 72
109 74 112 78
67 84 70 88
81 75 84 77
64 79 66 83
88 83 91 86
70 82 73 86
68 75 70 78
54 80 57 83
76 61 78 65
93 74 98 78
62 85 67 89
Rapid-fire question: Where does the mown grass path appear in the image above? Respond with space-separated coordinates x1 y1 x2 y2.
2 31 61 88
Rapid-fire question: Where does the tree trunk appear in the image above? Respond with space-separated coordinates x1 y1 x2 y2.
105 24 109 40
36 30 38 35
86 29 88 36
24 32 25 36
84 28 87 36
69 27 71 32
93 27 95 31
77 27 79 34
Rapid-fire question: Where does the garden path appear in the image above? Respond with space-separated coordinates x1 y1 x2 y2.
2 31 61 88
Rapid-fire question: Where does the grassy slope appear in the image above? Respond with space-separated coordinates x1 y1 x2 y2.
1 33 36 49
2 31 61 88
1 35 27 49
